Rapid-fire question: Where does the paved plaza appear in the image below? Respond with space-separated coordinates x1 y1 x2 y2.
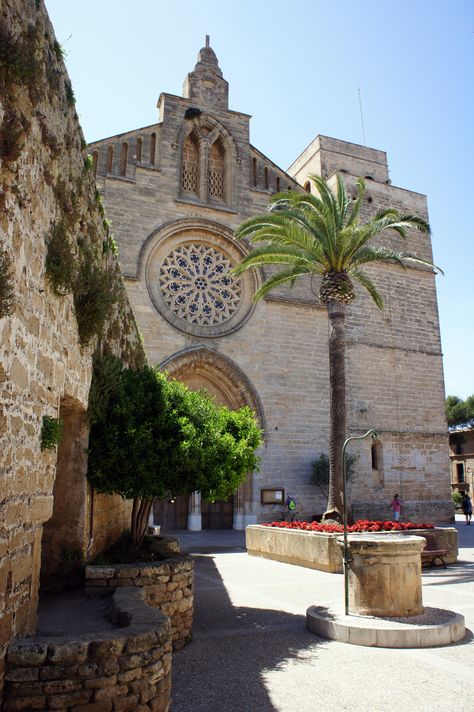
169 516 474 712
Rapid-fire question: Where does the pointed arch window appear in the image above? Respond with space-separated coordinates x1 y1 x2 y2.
276 176 280 192
252 157 257 187
106 145 113 173
120 142 128 176
208 139 225 200
92 150 98 178
150 132 156 165
182 133 199 195
136 137 142 162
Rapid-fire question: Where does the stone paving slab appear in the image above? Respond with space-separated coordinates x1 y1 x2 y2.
169 516 474 711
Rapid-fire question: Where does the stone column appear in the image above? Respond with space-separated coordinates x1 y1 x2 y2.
233 471 257 529
188 491 202 531
340 534 425 617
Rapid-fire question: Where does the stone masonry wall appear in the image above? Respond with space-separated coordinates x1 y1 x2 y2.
85 555 194 651
0 0 146 699
2 588 171 712
87 41 451 529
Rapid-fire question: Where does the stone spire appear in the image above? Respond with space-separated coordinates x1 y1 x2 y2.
195 35 223 77
183 36 228 111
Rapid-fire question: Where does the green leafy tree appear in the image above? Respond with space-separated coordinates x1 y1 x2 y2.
446 394 474 427
233 174 441 521
311 452 358 504
87 362 262 545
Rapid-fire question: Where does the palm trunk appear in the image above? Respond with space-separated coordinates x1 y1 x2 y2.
324 301 347 522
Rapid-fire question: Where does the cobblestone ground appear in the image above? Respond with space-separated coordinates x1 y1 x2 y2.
169 516 474 712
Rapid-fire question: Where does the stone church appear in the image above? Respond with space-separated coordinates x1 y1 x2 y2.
88 38 451 529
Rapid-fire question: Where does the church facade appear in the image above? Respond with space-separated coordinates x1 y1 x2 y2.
88 39 451 528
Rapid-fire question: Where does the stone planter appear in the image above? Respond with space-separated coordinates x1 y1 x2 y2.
246 525 342 573
85 553 193 650
3 588 171 712
246 525 458 573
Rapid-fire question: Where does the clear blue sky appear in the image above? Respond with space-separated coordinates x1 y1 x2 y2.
45 0 474 399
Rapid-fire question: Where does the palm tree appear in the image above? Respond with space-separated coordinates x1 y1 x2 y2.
233 174 442 521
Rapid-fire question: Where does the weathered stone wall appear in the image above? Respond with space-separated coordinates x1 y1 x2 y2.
0 0 145 698
2 588 171 712
85 555 194 651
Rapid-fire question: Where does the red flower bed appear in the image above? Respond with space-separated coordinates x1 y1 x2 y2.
262 519 434 533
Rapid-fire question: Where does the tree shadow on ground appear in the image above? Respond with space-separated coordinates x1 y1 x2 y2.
171 552 329 712
422 561 474 587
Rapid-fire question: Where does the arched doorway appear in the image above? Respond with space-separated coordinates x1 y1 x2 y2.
155 347 265 530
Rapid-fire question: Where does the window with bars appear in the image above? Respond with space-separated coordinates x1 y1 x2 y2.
182 136 199 194
208 140 224 199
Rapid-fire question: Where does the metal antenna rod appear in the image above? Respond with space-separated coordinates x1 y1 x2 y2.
357 84 366 146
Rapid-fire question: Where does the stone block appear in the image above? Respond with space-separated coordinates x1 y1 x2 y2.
124 631 158 654
85 567 116 580
48 690 92 709
7 643 48 667
117 667 142 684
30 495 54 523
71 702 113 712
84 675 118 690
4 667 39 682
94 684 129 701
44 679 83 694
88 639 125 659
48 641 89 665
112 695 140 712
3 696 46 711
96 659 120 676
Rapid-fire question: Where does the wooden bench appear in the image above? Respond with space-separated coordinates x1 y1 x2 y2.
420 532 448 568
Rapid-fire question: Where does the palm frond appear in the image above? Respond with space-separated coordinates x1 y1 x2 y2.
231 245 315 277
350 269 384 309
345 177 365 227
349 246 409 270
252 266 314 301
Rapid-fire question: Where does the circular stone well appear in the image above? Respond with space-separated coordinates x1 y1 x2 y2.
341 534 425 617
307 533 465 648
306 605 465 648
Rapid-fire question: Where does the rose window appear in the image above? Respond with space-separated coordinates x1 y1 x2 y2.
159 244 242 325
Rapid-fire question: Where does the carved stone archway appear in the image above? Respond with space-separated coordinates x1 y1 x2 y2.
160 347 265 530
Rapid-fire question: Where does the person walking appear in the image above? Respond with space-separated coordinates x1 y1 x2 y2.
285 494 297 522
390 493 402 521
462 493 472 525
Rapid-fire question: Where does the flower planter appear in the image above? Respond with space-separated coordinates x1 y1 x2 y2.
246 525 458 573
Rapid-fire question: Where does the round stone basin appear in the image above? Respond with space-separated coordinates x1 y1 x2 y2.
338 534 425 617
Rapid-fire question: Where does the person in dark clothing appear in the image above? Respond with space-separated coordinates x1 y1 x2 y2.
462 493 472 525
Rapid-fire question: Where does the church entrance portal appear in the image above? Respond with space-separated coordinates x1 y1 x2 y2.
158 347 264 530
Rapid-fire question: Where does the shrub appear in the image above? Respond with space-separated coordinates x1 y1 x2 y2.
73 257 118 345
311 452 358 502
87 366 263 545
45 221 77 296
41 415 64 451
0 245 15 318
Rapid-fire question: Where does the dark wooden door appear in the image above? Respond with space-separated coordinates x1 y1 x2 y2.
153 496 189 531
201 497 234 529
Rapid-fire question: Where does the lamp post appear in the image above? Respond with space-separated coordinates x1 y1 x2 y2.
342 428 378 616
